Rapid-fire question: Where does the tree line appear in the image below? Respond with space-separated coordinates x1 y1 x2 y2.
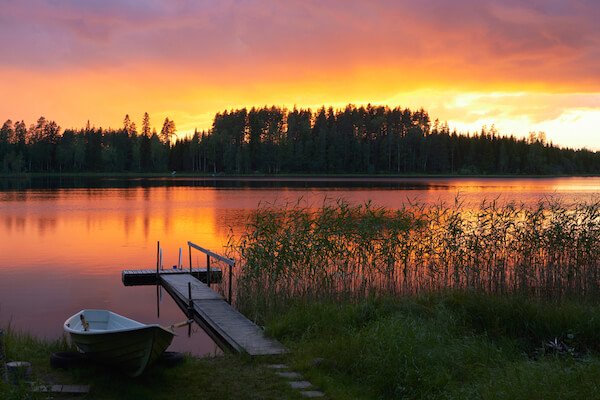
0 113 175 173
1 105 599 175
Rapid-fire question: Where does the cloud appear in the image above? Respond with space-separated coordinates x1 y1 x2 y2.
1 0 599 89
435 92 600 123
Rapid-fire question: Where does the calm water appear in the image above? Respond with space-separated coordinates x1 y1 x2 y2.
0 176 598 354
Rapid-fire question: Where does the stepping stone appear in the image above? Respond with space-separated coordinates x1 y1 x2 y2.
289 380 312 389
301 390 325 398
266 364 289 369
277 371 302 379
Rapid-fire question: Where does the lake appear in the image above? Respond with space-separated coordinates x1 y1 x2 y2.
0 176 598 354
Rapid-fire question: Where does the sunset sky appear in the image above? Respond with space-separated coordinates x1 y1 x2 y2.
1 0 599 150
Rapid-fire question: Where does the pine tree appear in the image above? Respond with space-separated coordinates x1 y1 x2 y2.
160 118 176 144
142 112 151 137
123 114 132 134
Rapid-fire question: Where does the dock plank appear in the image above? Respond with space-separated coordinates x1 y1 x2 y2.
122 268 221 286
193 299 286 355
159 274 286 356
161 274 222 301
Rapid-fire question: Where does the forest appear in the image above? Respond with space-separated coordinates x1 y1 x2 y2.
1 105 599 175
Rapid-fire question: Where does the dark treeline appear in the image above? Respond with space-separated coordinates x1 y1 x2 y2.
1 105 599 174
0 113 175 173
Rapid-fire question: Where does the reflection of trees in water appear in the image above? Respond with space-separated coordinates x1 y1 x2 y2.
1 215 56 236
2 215 26 234
235 198 600 313
36 217 57 236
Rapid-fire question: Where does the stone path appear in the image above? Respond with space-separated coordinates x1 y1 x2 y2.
267 364 326 398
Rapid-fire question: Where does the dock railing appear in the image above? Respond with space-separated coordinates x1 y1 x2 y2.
187 241 235 304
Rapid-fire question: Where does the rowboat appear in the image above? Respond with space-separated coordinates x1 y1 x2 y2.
64 310 175 377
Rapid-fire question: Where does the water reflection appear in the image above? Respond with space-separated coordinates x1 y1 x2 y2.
0 177 598 354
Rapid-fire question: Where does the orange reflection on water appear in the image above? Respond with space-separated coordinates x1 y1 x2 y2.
1 188 223 275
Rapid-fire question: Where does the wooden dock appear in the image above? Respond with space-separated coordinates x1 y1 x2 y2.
160 274 286 356
123 241 286 356
122 268 221 286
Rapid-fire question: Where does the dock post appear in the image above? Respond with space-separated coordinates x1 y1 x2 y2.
156 285 160 318
156 241 160 273
187 282 193 337
206 254 211 287
187 282 193 316
228 261 233 304
188 244 192 274
156 242 160 278
156 241 160 318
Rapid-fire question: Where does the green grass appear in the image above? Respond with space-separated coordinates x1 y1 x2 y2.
234 198 600 319
227 199 600 398
5 293 600 399
0 328 301 400
0 330 71 400
263 292 600 400
62 355 300 400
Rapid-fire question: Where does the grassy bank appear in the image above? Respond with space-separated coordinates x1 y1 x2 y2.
262 292 600 399
227 199 600 398
4 293 600 399
0 329 299 400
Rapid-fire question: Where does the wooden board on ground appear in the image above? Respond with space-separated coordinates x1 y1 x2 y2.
32 384 91 394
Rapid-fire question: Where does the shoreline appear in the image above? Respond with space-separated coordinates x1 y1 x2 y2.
2 172 600 180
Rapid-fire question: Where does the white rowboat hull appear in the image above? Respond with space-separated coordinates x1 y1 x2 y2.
64 310 174 377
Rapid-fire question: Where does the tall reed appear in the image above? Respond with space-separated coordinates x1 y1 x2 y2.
231 198 600 317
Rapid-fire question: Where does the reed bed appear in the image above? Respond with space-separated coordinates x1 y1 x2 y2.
232 197 600 316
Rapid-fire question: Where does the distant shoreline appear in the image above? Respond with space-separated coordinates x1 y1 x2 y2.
2 172 600 180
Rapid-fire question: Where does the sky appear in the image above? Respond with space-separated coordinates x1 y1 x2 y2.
1 0 599 150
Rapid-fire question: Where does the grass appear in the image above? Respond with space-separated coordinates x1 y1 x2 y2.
226 197 600 398
262 292 600 400
233 198 600 322
0 330 71 400
0 328 301 400
5 293 600 399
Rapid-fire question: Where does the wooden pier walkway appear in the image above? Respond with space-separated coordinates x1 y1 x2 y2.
123 241 286 356
160 274 286 356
